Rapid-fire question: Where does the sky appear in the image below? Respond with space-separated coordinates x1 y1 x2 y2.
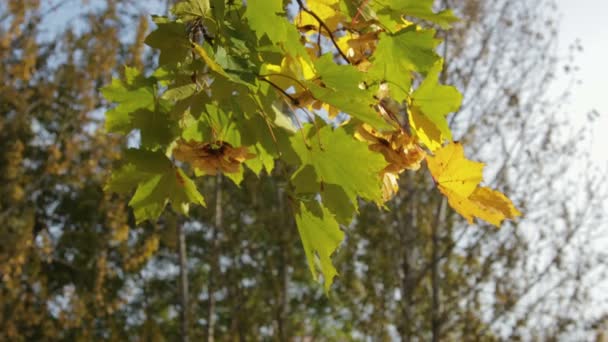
557 0 608 165
557 0 608 327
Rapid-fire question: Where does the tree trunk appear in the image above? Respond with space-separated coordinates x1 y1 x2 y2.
431 198 446 342
178 221 190 342
276 184 289 341
207 174 222 342
398 174 417 341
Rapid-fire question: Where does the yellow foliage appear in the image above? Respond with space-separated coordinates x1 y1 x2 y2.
125 234 160 271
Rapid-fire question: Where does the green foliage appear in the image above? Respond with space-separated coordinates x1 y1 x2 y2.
103 0 516 292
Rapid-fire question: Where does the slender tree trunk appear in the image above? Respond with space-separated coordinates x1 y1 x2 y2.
276 184 289 341
178 221 190 342
434 4 451 338
431 198 446 342
207 174 222 342
398 174 417 341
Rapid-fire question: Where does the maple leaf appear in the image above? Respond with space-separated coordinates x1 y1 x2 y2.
304 54 392 130
369 28 441 103
245 0 309 60
356 124 426 174
101 67 176 149
376 0 459 29
106 149 205 224
144 16 190 66
261 55 315 91
290 124 387 220
294 200 344 294
296 0 344 33
427 143 521 227
456 187 523 227
171 0 209 22
172 140 255 175
410 60 462 151
355 124 426 201
337 31 378 67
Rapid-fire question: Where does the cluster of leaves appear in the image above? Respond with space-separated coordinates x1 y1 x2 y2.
103 0 520 291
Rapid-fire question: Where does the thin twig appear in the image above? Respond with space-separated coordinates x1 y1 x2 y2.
259 78 300 105
258 73 308 90
295 0 350 63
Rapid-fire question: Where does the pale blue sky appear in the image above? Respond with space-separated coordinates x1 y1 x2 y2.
558 0 608 163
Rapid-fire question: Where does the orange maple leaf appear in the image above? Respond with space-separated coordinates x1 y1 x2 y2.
356 124 426 201
357 124 426 174
173 140 255 175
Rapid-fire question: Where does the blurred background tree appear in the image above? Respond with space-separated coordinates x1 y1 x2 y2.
1 0 606 341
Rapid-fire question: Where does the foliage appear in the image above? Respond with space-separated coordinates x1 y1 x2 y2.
0 1 148 339
103 0 520 291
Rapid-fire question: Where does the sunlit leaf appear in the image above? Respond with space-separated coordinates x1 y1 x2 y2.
427 143 521 227
411 60 462 151
294 200 344 293
106 149 205 223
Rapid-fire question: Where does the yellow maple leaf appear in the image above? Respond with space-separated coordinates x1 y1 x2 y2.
427 142 483 196
337 31 378 66
261 56 315 92
427 142 521 227
296 0 344 33
408 105 443 152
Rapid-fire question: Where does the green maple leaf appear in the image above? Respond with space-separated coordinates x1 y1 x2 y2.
290 124 387 219
106 149 205 224
102 68 175 150
244 0 283 40
145 16 190 66
306 54 391 130
244 0 309 60
369 28 441 103
101 69 155 134
378 0 459 29
294 200 344 293
171 0 210 21
410 60 462 150
162 84 198 102
314 54 363 88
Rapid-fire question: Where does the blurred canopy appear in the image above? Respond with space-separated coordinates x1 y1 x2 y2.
1 0 607 341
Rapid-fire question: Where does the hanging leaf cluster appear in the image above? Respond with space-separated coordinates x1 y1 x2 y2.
102 0 520 291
